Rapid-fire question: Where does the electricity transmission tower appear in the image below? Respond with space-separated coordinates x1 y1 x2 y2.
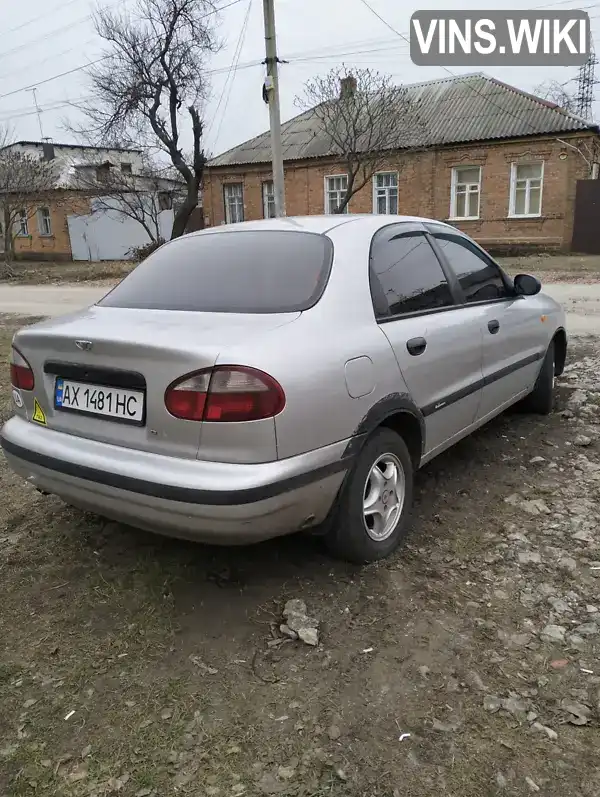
574 47 599 120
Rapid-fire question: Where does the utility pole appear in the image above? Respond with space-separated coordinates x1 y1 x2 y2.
262 0 286 216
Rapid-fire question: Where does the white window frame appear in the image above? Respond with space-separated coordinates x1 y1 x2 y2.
223 182 244 224
372 171 399 215
37 206 52 236
509 161 544 218
449 166 481 221
262 180 275 219
16 209 28 237
324 174 349 214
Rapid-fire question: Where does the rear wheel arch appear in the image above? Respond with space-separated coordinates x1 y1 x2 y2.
553 328 567 377
347 394 424 470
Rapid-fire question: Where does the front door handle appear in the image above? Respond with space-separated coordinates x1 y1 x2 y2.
488 320 500 334
406 337 427 356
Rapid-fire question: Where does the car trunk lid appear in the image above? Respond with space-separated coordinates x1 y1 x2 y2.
13 306 300 459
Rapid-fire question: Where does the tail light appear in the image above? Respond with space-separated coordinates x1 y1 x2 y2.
165 366 285 422
10 347 35 391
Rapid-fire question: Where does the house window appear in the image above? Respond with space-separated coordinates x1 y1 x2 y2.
16 209 28 236
223 182 244 224
121 163 132 174
262 181 275 218
38 207 52 236
158 192 173 211
450 166 481 220
325 175 348 214
373 172 398 214
96 163 111 180
510 162 544 217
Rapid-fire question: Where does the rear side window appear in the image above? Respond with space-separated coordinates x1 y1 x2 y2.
99 231 333 313
433 233 510 303
369 229 454 318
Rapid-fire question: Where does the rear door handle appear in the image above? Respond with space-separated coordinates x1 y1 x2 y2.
406 337 427 356
488 320 500 334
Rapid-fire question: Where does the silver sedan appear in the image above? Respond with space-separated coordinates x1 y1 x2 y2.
1 215 567 562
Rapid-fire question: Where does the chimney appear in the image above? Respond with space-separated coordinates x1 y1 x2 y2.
42 142 55 161
339 75 357 99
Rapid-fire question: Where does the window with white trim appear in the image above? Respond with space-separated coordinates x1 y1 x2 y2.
38 207 52 236
373 172 398 214
223 182 244 224
16 209 28 236
450 166 481 220
325 175 348 214
262 181 275 219
510 162 543 217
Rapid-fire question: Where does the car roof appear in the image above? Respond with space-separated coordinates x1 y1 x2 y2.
188 214 457 238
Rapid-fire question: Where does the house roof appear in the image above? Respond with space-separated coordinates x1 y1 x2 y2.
2 140 143 153
208 73 598 168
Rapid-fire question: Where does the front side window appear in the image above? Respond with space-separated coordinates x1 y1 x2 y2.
450 166 481 220
510 162 543 217
99 230 334 313
325 175 348 214
16 209 28 236
38 207 52 236
223 182 244 224
262 181 275 219
370 228 455 318
434 232 510 303
373 172 398 214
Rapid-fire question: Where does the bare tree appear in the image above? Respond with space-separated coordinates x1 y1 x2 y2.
296 66 428 214
70 158 185 243
0 139 57 274
76 0 219 238
534 79 579 114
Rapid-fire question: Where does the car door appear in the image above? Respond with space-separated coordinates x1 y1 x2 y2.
428 226 549 422
369 223 485 458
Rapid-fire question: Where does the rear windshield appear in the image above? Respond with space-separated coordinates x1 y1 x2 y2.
99 230 334 313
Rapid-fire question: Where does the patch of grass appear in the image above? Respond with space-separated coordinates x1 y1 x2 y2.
3 260 134 285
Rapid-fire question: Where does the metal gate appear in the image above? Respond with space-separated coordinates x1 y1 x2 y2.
571 179 600 253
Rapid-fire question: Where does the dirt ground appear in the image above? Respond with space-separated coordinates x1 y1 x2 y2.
1 316 599 797
2 253 600 287
499 254 600 284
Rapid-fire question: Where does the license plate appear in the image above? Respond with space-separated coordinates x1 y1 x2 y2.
54 378 145 424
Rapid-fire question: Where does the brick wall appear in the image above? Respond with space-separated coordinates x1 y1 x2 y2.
13 193 91 261
204 133 597 251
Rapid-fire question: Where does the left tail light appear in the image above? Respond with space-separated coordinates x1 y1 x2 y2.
10 347 35 391
165 366 286 422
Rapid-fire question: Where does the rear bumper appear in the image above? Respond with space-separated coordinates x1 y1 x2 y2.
0 416 353 544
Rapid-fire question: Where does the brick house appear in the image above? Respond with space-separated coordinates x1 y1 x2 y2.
204 73 600 252
0 141 184 261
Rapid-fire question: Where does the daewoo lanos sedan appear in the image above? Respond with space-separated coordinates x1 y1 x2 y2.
1 215 566 563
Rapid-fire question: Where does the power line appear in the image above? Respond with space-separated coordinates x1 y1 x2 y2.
0 0 124 63
0 0 247 101
0 0 82 38
206 0 253 140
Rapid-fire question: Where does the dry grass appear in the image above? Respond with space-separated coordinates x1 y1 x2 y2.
2 260 134 286
499 253 600 282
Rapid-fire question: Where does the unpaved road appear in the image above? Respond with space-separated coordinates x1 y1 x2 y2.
0 282 598 335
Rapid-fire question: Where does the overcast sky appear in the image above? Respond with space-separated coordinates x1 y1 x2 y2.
1 0 599 157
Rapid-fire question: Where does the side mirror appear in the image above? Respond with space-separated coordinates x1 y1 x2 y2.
513 273 541 297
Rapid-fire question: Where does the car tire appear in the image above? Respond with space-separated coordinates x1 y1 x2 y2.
520 341 555 415
325 428 414 564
